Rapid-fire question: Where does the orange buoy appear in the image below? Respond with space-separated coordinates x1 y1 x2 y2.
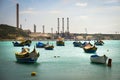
31 72 36 76
107 58 112 67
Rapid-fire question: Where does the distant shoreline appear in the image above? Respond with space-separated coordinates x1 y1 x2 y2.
1 33 120 41
1 24 120 40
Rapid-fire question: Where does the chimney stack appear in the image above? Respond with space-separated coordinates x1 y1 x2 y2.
67 17 69 33
62 18 64 33
16 3 19 28
57 18 60 34
51 27 53 34
43 25 45 34
34 24 36 33
20 24 22 29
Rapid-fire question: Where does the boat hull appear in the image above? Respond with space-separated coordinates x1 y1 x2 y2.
13 40 31 47
16 57 38 63
45 47 54 50
83 47 97 53
36 43 46 48
95 42 103 46
94 40 104 46
45 48 53 50
13 42 24 47
56 41 65 46
73 42 82 47
15 47 39 63
90 55 108 64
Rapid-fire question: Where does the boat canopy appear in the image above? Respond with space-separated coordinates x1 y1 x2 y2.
91 55 99 57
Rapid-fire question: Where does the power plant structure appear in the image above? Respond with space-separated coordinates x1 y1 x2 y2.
34 24 36 33
62 18 64 34
51 27 53 34
67 17 69 33
42 25 45 34
57 17 70 38
20 24 22 29
16 3 19 28
57 18 60 34
15 3 70 39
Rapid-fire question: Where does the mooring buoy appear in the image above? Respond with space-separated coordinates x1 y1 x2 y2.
31 72 36 76
108 58 112 67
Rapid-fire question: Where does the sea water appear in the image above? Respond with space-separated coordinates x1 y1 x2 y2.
0 40 120 80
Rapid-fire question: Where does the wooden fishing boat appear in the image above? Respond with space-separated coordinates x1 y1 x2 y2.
56 37 65 46
83 43 97 53
15 47 39 63
13 40 32 47
36 42 46 48
90 55 108 64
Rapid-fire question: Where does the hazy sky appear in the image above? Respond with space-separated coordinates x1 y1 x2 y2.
0 0 120 34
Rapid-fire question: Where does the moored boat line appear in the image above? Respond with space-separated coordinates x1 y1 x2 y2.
13 40 111 66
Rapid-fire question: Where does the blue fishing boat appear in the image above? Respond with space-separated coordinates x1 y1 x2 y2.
94 40 104 46
36 42 46 48
13 40 32 47
15 47 39 63
73 41 82 47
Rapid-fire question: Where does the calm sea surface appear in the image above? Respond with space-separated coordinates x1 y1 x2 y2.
0 40 120 80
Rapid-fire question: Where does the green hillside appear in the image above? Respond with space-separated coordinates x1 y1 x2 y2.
0 24 29 39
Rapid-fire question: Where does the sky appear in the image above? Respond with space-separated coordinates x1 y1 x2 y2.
0 0 120 34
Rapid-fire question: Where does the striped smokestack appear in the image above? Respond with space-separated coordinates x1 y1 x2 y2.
16 3 19 28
